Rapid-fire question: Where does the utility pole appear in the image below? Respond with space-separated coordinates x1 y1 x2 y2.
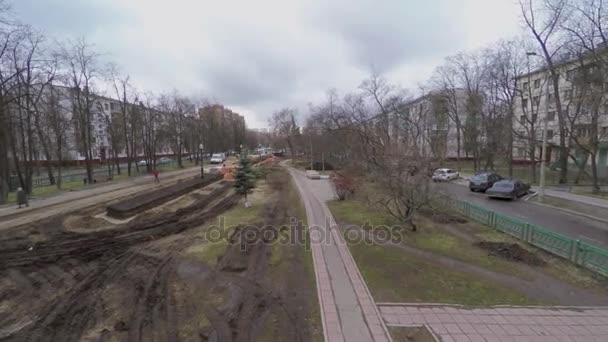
199 143 204 179
322 152 325 172
539 118 548 202
310 134 313 171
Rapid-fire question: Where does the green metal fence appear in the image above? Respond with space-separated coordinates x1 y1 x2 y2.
446 198 608 277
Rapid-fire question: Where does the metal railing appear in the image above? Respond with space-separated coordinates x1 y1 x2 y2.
446 199 608 277
8 160 188 191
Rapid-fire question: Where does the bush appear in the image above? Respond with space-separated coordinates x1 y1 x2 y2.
331 171 355 200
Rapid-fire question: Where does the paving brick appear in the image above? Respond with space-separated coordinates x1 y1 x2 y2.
430 323 447 334
467 334 486 342
457 323 477 334
451 334 472 342
473 324 493 335
444 323 464 334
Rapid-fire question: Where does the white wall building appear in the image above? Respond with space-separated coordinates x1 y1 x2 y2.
513 52 608 178
389 89 469 159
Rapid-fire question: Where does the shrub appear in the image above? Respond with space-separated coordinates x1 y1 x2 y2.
331 171 355 200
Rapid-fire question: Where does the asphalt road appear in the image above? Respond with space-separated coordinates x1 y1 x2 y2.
438 181 608 249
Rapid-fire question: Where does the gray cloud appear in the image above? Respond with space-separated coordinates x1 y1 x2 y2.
9 0 520 128
14 0 128 37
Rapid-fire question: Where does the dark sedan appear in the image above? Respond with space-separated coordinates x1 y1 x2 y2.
469 172 502 192
486 179 531 200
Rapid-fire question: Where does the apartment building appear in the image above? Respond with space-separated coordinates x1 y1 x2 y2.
389 89 469 159
513 51 608 178
39 85 175 163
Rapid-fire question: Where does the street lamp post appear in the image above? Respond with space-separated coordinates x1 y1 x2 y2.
199 143 204 179
539 118 548 202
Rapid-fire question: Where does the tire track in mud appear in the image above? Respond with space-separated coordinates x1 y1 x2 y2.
129 256 173 342
1 181 239 342
200 169 309 342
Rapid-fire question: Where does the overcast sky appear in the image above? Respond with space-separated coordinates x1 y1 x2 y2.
13 0 521 128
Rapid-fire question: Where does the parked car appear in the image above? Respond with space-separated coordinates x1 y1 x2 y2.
469 172 502 192
158 157 172 164
432 168 459 182
486 179 531 200
137 160 147 166
210 154 224 164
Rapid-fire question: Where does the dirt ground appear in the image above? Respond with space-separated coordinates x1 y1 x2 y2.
388 326 437 342
0 164 319 342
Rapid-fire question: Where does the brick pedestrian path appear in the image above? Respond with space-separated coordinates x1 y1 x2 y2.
288 166 391 342
378 303 608 341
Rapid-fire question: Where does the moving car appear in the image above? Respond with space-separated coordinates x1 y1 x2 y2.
210 154 224 164
432 168 459 182
469 172 502 192
486 179 531 200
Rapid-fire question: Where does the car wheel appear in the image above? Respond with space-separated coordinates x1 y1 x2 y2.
470 188 475 192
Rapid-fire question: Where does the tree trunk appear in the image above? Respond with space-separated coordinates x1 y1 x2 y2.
56 140 63 189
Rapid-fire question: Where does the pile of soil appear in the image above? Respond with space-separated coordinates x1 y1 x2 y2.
431 213 468 224
389 326 437 342
475 241 547 266
0 180 237 341
106 173 222 218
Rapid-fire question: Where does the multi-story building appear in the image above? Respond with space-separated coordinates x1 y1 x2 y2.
198 104 246 153
39 85 174 163
389 89 469 159
513 51 608 178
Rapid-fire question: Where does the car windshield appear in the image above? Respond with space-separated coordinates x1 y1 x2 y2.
434 170 446 174
472 175 487 181
494 182 514 189
212 154 221 158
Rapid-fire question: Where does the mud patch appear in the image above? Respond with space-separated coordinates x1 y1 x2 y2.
63 214 114 232
475 241 547 266
388 326 437 342
430 213 467 224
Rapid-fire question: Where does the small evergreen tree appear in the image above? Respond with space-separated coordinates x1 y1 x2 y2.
234 154 255 201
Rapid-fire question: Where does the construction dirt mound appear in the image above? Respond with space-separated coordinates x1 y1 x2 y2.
475 241 547 267
431 213 468 224
106 173 222 219
0 165 319 342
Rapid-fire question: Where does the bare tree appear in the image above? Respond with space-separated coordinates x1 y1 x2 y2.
270 108 300 158
520 0 571 183
59 37 100 184
109 64 137 176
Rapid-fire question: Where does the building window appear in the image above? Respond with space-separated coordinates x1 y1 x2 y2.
534 79 541 88
104 103 109 110
546 130 554 140
517 148 525 157
110 103 116 111
532 114 538 122
523 82 529 91
547 111 556 121
533 96 540 106
564 90 573 99
601 127 608 137
520 115 527 122
522 98 528 108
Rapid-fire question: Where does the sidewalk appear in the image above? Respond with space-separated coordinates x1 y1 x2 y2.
0 166 203 231
288 167 391 342
542 188 608 209
378 303 608 341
